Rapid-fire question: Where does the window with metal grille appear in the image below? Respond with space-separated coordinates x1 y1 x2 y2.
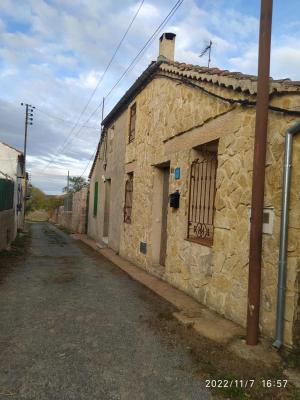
187 148 218 246
128 103 136 143
124 173 133 223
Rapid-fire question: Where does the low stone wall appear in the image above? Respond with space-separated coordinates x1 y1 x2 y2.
49 188 88 234
50 208 72 231
0 209 15 251
71 188 88 234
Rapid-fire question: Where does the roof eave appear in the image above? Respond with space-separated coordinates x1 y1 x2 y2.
102 60 163 127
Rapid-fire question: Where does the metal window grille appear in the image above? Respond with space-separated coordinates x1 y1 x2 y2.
0 178 14 212
124 174 133 223
187 152 217 246
128 103 136 143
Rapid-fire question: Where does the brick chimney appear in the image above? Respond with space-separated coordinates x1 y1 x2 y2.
158 32 176 61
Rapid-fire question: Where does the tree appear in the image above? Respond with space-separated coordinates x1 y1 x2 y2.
63 176 88 194
25 185 47 214
46 195 64 211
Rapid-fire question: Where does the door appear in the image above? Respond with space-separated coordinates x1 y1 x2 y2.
159 166 170 266
103 179 111 239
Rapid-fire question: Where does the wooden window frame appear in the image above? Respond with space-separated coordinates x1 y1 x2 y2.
124 173 133 223
128 103 136 143
187 147 218 247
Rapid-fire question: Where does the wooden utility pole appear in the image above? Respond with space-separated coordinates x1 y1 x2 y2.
246 0 273 345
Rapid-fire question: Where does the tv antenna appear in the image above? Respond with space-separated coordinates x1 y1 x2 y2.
199 40 213 68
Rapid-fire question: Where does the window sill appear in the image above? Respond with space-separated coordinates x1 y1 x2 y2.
185 237 213 248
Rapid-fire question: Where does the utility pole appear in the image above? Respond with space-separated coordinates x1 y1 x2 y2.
21 103 35 212
67 170 70 192
246 0 273 345
21 103 35 176
101 97 105 123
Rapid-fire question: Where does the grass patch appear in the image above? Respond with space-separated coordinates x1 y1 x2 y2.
283 349 300 369
144 309 300 400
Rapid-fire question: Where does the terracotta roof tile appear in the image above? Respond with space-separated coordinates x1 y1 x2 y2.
90 59 300 178
160 61 300 94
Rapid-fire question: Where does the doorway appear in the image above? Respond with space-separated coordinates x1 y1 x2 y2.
159 166 170 265
103 179 111 242
151 163 170 267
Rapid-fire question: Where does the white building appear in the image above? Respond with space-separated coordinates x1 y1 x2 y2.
0 142 25 249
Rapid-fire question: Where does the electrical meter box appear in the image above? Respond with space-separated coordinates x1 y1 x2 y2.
248 207 274 235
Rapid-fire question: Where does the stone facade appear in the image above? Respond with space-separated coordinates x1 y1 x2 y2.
88 111 126 252
88 44 300 348
71 187 88 233
50 187 88 234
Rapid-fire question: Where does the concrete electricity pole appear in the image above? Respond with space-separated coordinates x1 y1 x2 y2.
67 170 70 192
21 103 35 208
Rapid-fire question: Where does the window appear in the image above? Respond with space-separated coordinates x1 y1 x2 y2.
128 103 136 143
187 144 218 246
93 181 98 217
0 178 14 211
124 173 133 223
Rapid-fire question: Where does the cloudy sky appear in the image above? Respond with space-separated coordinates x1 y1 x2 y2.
0 0 299 194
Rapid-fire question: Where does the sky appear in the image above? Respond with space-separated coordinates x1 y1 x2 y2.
0 0 300 194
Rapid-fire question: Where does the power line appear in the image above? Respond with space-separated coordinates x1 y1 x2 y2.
49 0 184 178
85 0 145 108
80 149 98 178
76 0 184 167
36 108 98 129
42 0 145 171
76 0 184 179
105 0 184 100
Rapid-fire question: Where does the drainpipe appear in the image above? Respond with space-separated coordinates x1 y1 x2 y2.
273 121 300 349
246 0 273 345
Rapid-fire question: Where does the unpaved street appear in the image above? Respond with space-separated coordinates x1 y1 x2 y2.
0 223 208 400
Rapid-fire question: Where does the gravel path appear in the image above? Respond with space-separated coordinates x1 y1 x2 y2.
0 222 209 400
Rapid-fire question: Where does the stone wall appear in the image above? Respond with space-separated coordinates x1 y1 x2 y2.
49 206 72 231
294 271 300 349
115 75 300 348
50 189 88 234
88 111 126 251
0 209 15 251
71 187 88 234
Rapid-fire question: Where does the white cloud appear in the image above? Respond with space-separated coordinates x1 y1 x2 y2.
228 43 258 74
271 46 300 80
0 0 299 194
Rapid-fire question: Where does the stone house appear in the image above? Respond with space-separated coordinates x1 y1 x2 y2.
0 142 25 250
88 34 300 348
